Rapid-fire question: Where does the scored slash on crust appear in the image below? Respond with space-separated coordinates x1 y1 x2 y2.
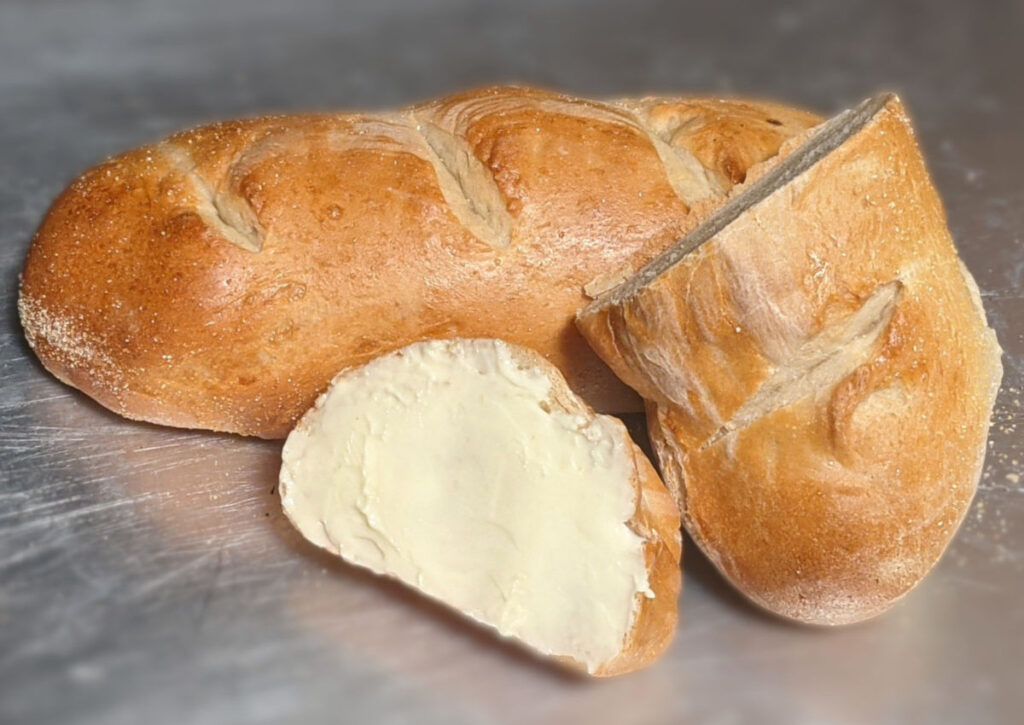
702 280 902 449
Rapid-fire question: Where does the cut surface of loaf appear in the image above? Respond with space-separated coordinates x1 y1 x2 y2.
578 95 1003 625
18 85 820 437
279 338 681 676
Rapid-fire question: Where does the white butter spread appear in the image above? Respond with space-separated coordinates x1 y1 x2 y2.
279 338 652 673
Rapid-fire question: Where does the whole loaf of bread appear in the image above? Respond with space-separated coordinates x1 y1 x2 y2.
19 86 818 437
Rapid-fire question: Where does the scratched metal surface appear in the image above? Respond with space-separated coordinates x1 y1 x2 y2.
0 1 1021 723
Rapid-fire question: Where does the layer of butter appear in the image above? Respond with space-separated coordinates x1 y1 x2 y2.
279 338 652 673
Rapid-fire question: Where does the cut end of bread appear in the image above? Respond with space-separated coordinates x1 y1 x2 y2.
279 338 680 675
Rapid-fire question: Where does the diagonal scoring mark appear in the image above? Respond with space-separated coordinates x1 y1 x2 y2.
411 115 513 251
161 144 265 253
616 104 724 207
702 280 902 449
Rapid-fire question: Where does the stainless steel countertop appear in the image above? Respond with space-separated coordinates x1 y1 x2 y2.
1 1 1021 723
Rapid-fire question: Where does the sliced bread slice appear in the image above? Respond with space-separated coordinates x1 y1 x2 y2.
279 338 681 675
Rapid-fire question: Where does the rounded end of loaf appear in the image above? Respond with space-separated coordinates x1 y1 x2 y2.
17 143 305 439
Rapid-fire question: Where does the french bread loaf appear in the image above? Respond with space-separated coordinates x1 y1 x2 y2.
577 95 1003 624
279 338 681 676
18 86 819 437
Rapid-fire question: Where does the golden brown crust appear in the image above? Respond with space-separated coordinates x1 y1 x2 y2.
578 96 1003 625
623 96 822 187
18 86 819 438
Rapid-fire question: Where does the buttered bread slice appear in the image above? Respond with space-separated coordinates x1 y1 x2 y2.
279 338 681 676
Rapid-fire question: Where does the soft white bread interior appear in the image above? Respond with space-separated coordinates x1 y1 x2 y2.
279 338 681 676
578 95 1003 625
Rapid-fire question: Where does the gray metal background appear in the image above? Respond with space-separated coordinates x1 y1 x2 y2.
1 1 1021 723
